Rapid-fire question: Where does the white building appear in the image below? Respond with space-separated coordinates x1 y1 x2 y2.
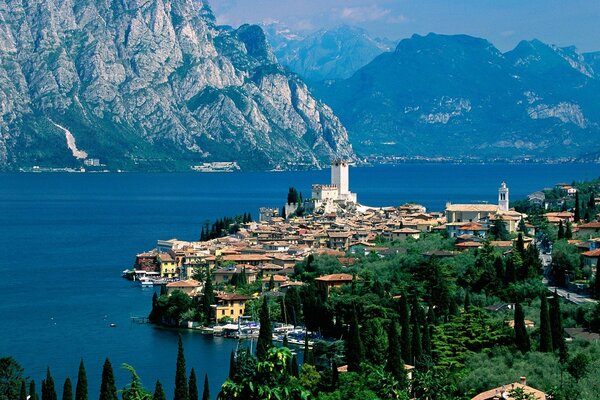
312 160 357 204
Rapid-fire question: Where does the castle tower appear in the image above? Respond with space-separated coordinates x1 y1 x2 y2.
331 160 349 196
498 182 509 212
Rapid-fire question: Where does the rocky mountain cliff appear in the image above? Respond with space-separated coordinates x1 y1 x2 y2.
263 24 395 81
0 0 354 171
312 33 600 160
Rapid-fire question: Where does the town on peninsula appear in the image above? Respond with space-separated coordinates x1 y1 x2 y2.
122 161 600 400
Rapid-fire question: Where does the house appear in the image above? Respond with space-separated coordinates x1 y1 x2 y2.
212 266 257 285
158 253 178 278
582 249 600 268
578 222 600 238
457 223 488 237
445 204 499 223
214 294 253 320
471 377 546 400
391 228 421 241
315 273 354 295
262 274 289 291
204 254 272 268
327 231 352 250
134 252 159 273
166 279 203 297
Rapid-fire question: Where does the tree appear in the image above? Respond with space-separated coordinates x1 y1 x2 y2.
513 302 530 354
574 191 581 223
99 358 118 400
549 292 566 360
202 374 210 400
385 320 407 386
411 316 423 365
202 266 215 324
345 307 365 372
518 218 527 233
268 275 274 291
303 335 314 365
291 355 299 378
557 220 564 240
29 380 37 400
42 368 57 400
490 217 510 240
228 351 236 380
0 357 24 400
567 353 590 382
174 335 189 400
398 296 412 364
565 222 572 239
464 291 471 312
189 369 198 400
595 271 600 300
516 233 525 256
153 381 166 400
539 294 553 352
121 364 152 400
256 297 273 360
62 378 72 400
362 318 388 365
20 381 27 400
75 360 87 400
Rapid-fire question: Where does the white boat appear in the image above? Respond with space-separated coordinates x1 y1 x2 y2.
137 278 154 287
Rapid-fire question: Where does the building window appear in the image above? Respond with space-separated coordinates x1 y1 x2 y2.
230 310 234 315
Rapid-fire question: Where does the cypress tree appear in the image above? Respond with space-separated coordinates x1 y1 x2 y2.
29 380 37 400
514 302 530 354
448 296 459 318
411 317 422 365
345 306 364 372
399 296 412 363
331 360 340 388
494 256 505 285
565 222 573 239
557 220 564 240
516 233 525 256
574 191 581 222
256 297 273 360
291 355 299 377
303 335 314 365
385 320 405 383
62 378 72 400
20 380 27 400
202 265 214 324
595 272 600 300
268 274 275 291
75 360 87 400
189 369 198 400
228 351 236 380
174 335 189 400
550 292 566 359
153 380 166 400
422 318 432 359
99 358 118 400
282 335 289 348
504 257 516 285
201 374 210 400
539 294 553 352
464 291 471 312
43 368 57 400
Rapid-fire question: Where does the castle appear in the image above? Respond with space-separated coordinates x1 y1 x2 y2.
307 160 357 213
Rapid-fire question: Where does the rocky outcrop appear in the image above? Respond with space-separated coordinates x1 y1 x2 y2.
0 0 354 171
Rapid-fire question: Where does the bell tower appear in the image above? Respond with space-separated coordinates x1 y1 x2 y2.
498 182 509 212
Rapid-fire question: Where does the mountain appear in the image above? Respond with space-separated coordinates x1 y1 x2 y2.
312 33 600 160
584 51 600 77
263 24 395 81
0 0 354 171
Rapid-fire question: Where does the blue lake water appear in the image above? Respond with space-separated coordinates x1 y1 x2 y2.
0 163 599 398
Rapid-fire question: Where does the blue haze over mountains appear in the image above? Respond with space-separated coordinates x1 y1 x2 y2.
268 25 600 161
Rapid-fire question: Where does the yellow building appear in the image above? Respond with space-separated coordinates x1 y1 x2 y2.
158 253 178 278
214 294 252 320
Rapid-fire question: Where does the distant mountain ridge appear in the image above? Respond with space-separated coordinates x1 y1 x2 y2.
263 24 396 81
312 33 600 160
0 0 354 171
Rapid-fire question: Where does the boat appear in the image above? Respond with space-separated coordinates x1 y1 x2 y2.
109 323 116 328
137 278 154 287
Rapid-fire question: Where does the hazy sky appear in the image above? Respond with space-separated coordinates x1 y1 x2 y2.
209 0 600 52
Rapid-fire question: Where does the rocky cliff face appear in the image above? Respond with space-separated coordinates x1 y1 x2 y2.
0 0 354 171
